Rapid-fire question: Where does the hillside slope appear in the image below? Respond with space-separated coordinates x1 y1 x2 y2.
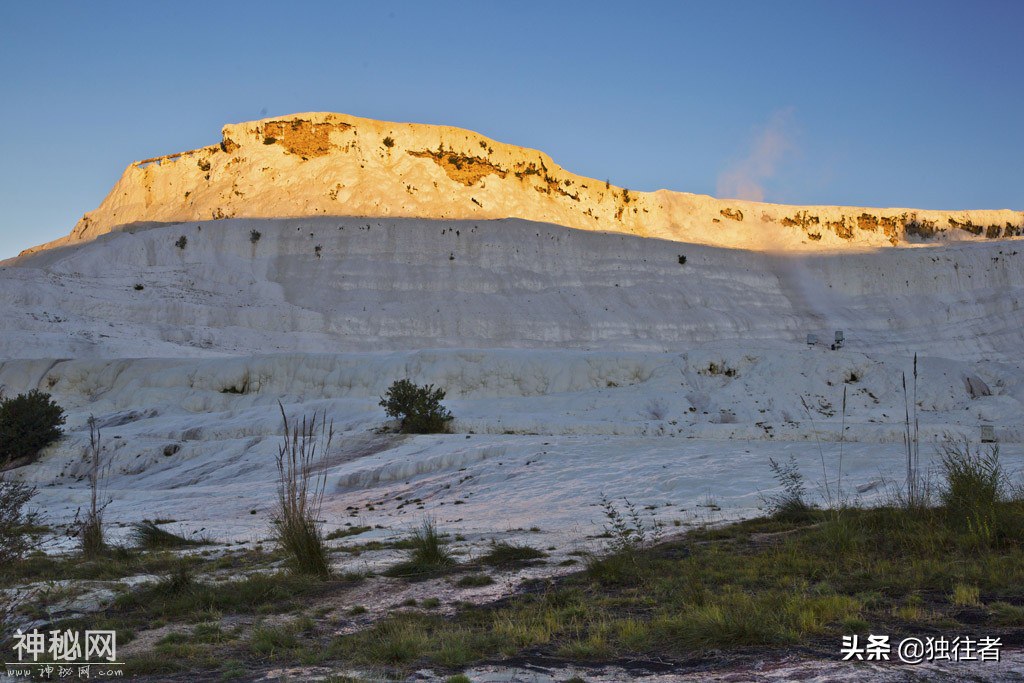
24 112 1023 256
2 217 1022 361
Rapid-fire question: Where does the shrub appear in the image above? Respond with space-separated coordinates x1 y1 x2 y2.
383 136 395 148
379 380 453 434
175 235 188 249
273 403 333 578
0 389 66 468
250 230 262 244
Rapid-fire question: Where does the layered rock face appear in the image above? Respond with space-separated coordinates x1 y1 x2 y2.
28 112 1023 255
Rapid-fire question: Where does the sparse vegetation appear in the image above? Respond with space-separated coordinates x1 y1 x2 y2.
0 388 66 468
250 229 262 244
175 235 188 249
703 361 736 377
379 379 454 434
383 136 395 148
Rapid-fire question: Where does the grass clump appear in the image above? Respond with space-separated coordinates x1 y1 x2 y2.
937 437 1015 546
114 571 318 621
0 389 65 468
273 402 333 579
479 541 546 567
131 520 211 549
384 519 455 579
379 379 454 434
456 574 494 588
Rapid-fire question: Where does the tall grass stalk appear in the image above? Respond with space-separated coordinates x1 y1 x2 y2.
799 396 833 510
274 402 332 578
902 354 923 507
837 385 846 509
79 416 107 558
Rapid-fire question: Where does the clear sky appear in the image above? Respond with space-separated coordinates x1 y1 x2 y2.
1 0 1022 258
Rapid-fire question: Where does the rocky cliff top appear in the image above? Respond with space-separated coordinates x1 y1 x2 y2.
26 112 1024 255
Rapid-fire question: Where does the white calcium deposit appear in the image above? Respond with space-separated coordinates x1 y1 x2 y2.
1 113 1022 558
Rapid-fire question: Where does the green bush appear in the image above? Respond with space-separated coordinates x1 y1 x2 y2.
0 390 66 468
379 380 453 434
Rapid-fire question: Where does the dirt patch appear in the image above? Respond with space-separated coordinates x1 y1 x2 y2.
905 217 941 239
220 136 239 154
780 211 819 230
263 119 352 159
948 217 983 236
825 218 853 239
408 145 507 186
857 213 879 231
720 208 744 222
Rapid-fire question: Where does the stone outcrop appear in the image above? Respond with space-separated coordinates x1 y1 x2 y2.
25 112 1024 255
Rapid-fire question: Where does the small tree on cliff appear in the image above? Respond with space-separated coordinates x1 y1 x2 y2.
379 380 454 434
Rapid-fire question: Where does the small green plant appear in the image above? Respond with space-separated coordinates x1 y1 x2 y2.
761 455 814 521
273 403 333 578
599 495 662 555
383 136 395 148
0 389 66 468
0 481 38 566
249 230 262 244
175 235 188 249
950 583 980 607
379 379 454 434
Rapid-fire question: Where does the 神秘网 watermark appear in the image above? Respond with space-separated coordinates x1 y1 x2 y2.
5 628 124 678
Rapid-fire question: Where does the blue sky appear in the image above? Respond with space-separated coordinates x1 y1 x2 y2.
1 1 1022 258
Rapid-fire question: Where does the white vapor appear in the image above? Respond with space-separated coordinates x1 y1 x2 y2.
717 108 796 202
